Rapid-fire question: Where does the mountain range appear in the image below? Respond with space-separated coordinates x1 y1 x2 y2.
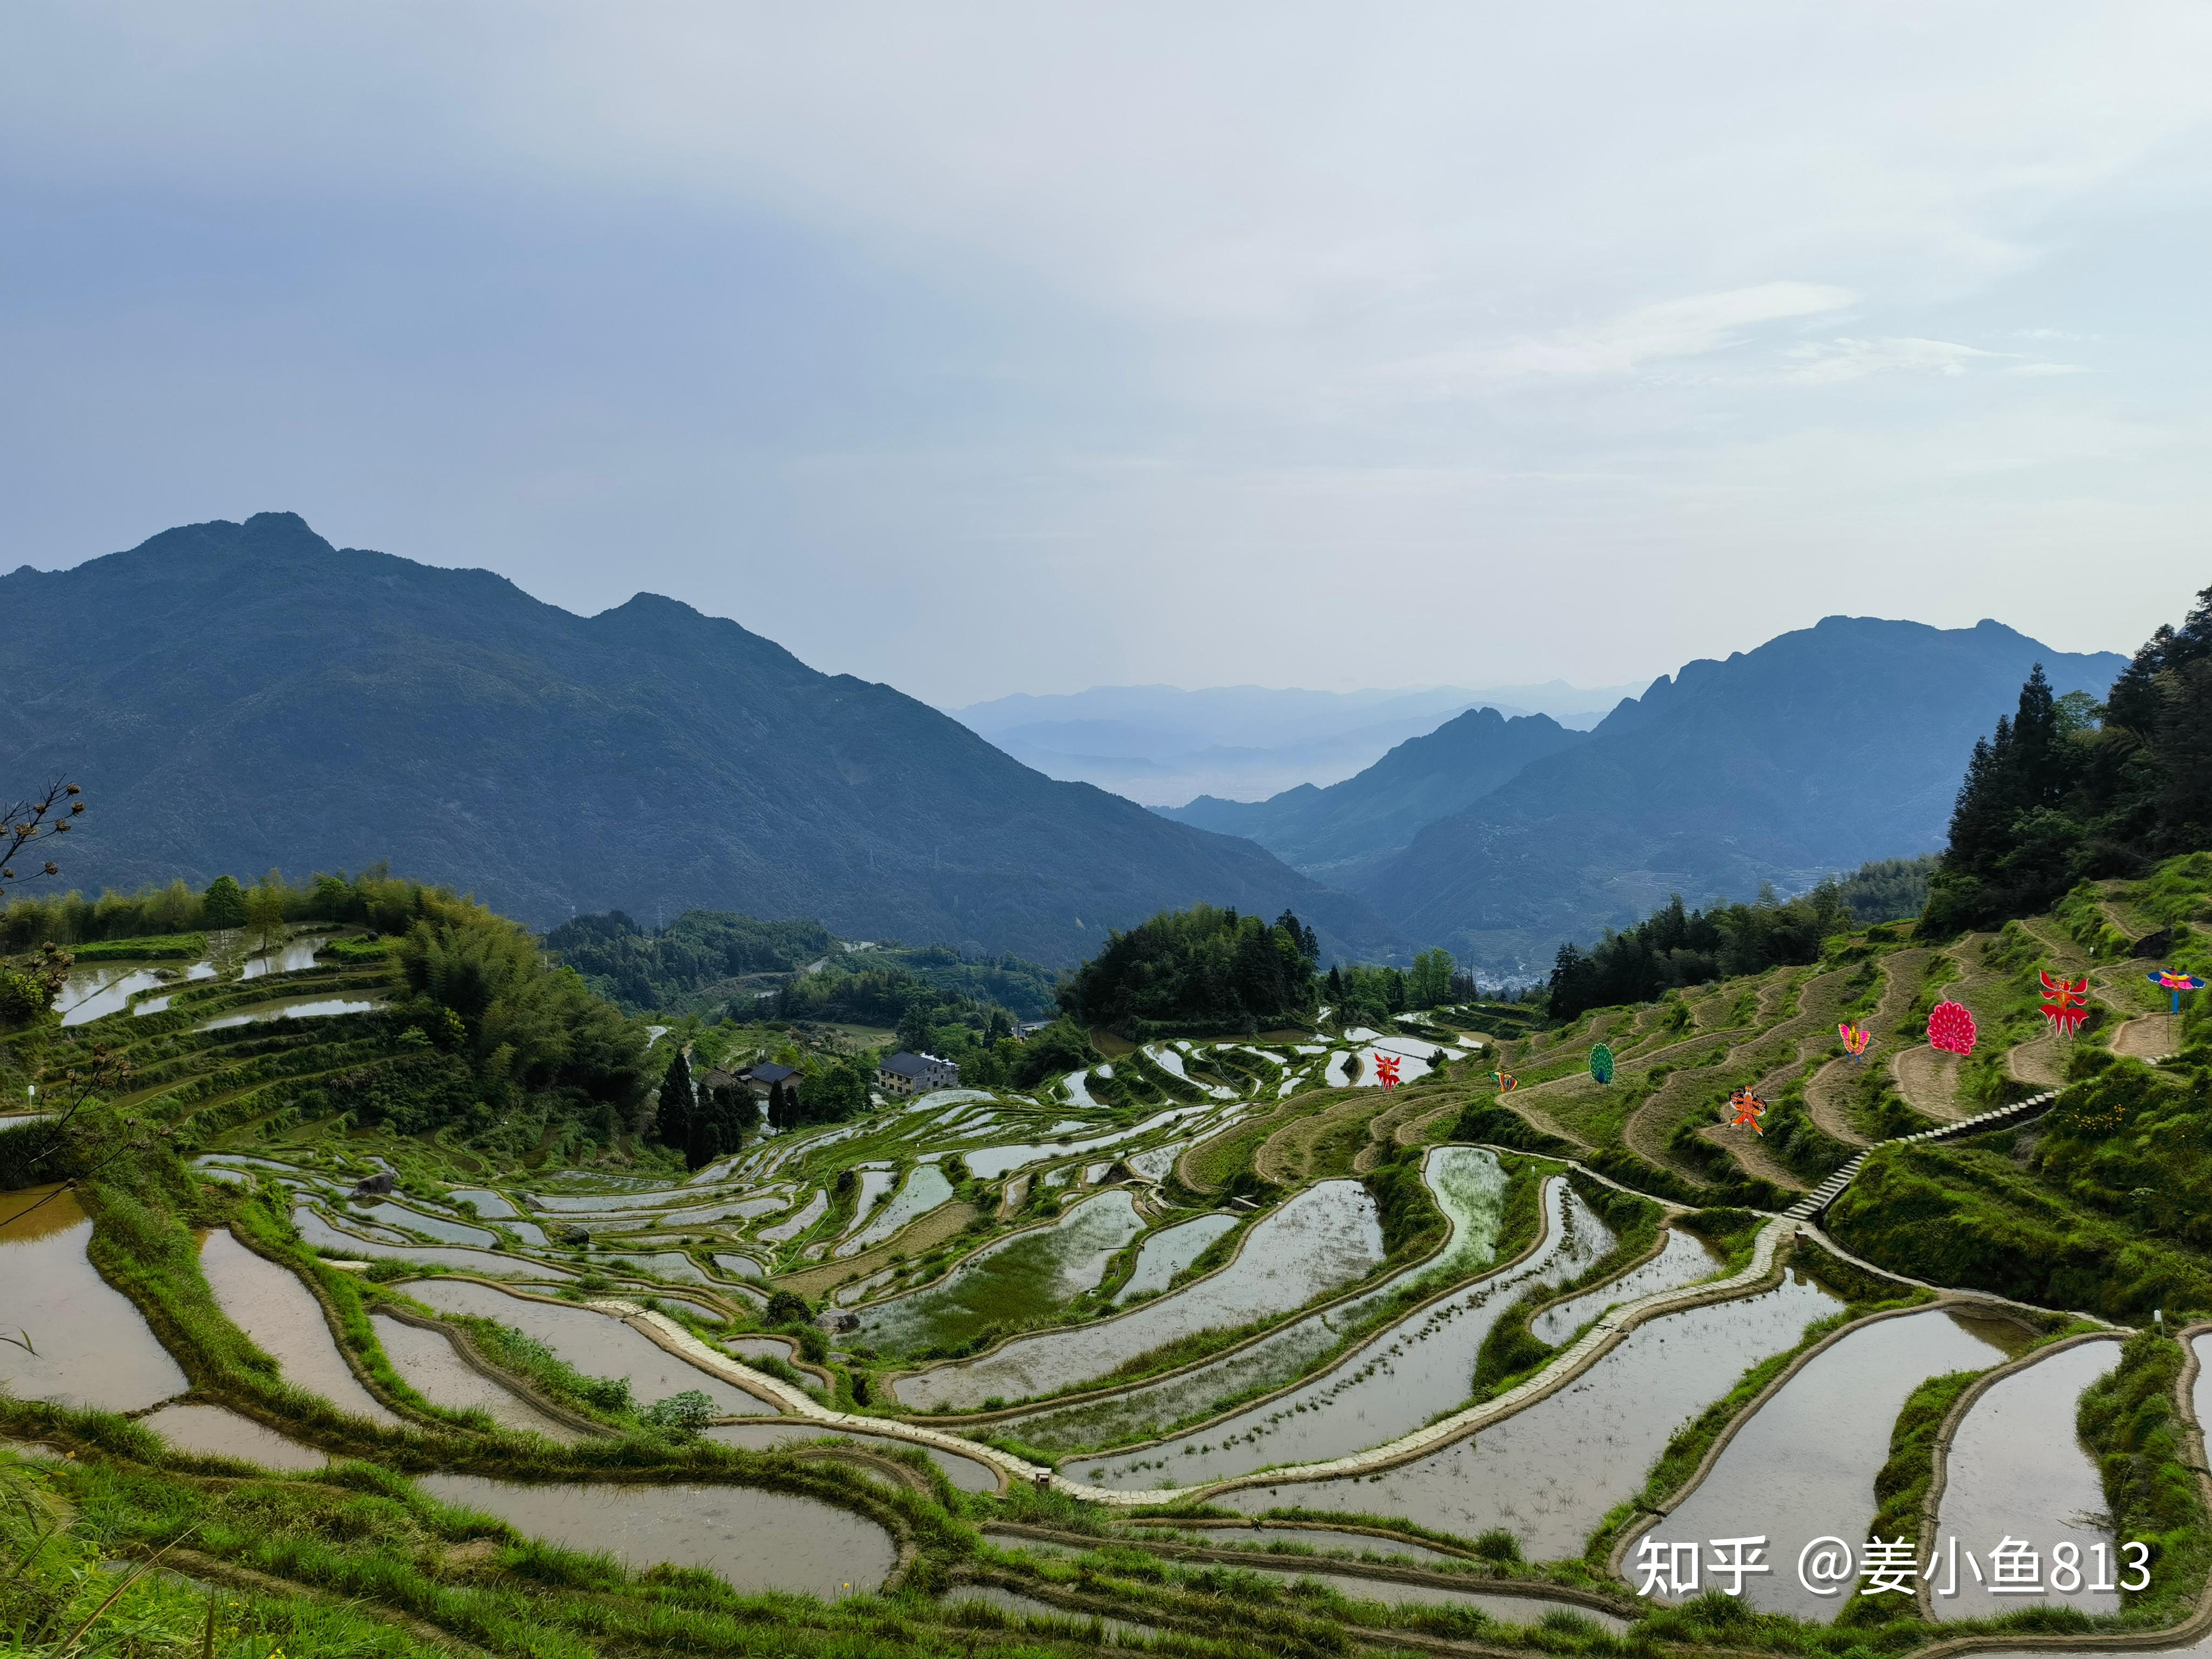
1163 706 1589 883
1168 616 2126 976
952 680 1630 805
1 514 1400 967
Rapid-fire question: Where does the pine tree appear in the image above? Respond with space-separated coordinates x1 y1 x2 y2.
203 874 247 929
655 1049 694 1151
1325 964 1346 1008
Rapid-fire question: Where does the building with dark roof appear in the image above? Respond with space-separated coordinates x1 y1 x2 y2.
876 1050 959 1095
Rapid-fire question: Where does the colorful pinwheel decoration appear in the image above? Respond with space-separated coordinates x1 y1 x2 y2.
1727 1088 1768 1134
1928 999 1978 1057
2039 970 2090 1036
1589 1042 1615 1085
1493 1070 1518 1094
1838 1022 1871 1062
2148 969 2207 1015
1373 1053 1403 1090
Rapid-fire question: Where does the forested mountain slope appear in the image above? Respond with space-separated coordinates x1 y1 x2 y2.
1162 706 1588 878
1357 617 2126 976
1 513 1400 966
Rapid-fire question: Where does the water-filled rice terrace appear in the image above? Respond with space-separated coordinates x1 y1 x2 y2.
6 891 2211 1659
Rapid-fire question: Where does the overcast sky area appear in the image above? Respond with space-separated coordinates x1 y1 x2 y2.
4 4 2209 706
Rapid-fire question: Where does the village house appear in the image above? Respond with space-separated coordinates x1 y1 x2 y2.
876 1050 959 1095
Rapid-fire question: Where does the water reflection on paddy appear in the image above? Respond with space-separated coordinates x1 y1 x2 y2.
1073 1178 1611 1488
705 1421 999 1492
0 1186 187 1412
401 1278 763 1414
893 1181 1384 1410
293 1204 574 1278
1116 1213 1239 1303
1222 1269 1846 1556
1530 1229 1718 1344
199 1230 400 1424
1664 1306 2012 1619
1931 1337 2122 1622
859 1190 1148 1367
370 1313 581 1441
418 1473 895 1599
142 1403 328 1471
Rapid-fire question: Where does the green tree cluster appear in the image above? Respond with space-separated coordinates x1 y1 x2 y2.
1056 905 1320 1036
544 908 831 1011
392 888 648 1139
650 1048 758 1169
1926 584 2212 933
1546 880 1854 1022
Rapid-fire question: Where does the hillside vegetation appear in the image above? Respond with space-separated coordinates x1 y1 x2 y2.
2 511 1401 966
1926 582 2212 933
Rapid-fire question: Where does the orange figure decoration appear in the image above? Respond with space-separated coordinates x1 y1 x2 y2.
1927 999 1978 1057
1373 1053 1402 1090
1838 1022 1871 1061
2039 970 2090 1036
1727 1088 1767 1132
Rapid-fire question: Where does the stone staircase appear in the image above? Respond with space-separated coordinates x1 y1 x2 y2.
1782 1087 2061 1222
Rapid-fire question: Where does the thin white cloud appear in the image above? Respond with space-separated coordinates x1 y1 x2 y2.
1784 335 1998 383
1392 282 1858 388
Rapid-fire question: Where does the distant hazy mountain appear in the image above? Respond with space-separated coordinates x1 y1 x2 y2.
952 680 1633 805
1161 707 1590 882
3 514 1402 967
1353 616 2129 978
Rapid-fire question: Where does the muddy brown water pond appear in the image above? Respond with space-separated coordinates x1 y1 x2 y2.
1662 1306 2013 1620
140 1402 328 1471
0 1186 187 1412
1222 1269 1846 1556
370 1314 581 1441
1072 1178 1614 1488
401 1279 765 1414
704 1421 999 1492
1930 1337 2122 1622
417 1473 895 1600
198 1231 400 1425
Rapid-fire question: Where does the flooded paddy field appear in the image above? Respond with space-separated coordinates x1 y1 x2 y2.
417 1472 898 1598
1662 1305 2016 1618
855 1189 1148 1362
1929 1337 2124 1622
370 1313 582 1440
892 1179 1386 1409
1219 1269 1846 1554
0 1186 188 1412
141 1402 329 1470
400 1278 765 1414
705 1420 1000 1491
1070 1178 1615 1487
198 1230 400 1424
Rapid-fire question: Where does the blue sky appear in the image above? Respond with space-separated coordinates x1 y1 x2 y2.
4 3 2209 705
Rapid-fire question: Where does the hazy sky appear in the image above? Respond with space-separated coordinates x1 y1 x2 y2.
4 4 2209 705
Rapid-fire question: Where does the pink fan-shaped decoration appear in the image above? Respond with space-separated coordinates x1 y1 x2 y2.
1928 999 1978 1056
